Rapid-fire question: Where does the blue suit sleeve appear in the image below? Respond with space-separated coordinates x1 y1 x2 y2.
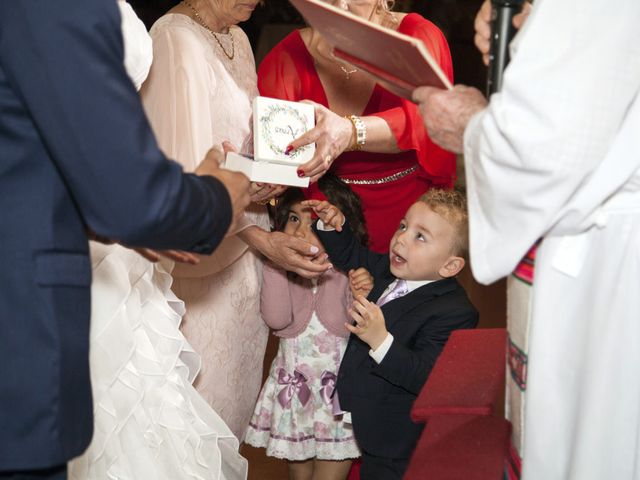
313 219 389 279
0 0 230 252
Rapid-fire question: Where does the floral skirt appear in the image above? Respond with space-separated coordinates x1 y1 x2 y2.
245 313 360 461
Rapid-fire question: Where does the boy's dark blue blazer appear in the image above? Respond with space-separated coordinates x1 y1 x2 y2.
314 220 479 460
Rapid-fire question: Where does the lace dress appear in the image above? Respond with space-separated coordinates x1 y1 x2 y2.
141 13 270 441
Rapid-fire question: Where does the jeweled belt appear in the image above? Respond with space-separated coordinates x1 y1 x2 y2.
339 164 418 185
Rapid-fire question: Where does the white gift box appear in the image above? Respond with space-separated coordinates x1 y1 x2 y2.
224 152 311 187
223 96 314 187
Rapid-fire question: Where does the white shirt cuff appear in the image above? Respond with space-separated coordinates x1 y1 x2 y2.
316 218 346 232
369 333 394 364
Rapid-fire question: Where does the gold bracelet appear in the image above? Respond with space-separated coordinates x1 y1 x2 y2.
343 115 358 151
344 115 366 151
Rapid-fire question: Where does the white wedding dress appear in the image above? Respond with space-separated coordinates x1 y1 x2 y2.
68 3 247 479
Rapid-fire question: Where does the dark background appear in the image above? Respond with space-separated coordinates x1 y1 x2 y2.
127 0 487 89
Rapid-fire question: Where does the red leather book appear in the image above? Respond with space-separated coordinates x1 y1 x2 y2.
289 0 452 99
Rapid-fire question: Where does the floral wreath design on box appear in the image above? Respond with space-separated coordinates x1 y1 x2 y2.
260 104 312 160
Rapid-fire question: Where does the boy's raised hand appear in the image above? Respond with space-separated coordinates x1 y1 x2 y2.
301 199 345 232
347 296 388 351
349 268 374 298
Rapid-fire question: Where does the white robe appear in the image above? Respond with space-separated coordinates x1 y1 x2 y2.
463 0 640 478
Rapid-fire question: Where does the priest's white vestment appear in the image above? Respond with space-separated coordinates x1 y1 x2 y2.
464 0 640 478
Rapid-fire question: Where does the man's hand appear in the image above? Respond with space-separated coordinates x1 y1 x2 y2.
195 145 250 234
349 268 374 298
412 85 488 154
347 296 388 350
88 228 199 265
301 199 345 231
133 248 200 265
474 0 532 65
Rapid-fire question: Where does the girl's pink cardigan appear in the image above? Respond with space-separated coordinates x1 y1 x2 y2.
260 264 352 338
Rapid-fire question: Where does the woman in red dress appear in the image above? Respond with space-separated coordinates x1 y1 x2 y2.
258 0 455 253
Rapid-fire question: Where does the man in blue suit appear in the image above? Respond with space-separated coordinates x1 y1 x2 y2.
0 1 250 478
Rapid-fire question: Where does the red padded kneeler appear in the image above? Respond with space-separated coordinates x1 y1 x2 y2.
411 328 507 421
404 414 511 480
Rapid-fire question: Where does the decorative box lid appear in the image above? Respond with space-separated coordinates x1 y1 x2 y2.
253 96 316 166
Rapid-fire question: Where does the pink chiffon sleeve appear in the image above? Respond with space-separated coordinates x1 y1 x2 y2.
141 21 253 277
142 24 217 172
258 35 306 102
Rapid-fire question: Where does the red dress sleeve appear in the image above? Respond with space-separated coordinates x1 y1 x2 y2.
257 35 299 101
376 14 456 188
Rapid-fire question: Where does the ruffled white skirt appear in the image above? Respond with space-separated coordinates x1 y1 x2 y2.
68 243 247 480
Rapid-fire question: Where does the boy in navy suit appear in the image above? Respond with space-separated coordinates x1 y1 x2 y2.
306 189 479 480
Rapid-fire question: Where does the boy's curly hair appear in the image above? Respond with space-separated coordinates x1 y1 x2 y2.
276 174 368 246
417 188 469 259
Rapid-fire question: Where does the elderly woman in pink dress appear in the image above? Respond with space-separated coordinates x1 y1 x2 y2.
140 0 331 441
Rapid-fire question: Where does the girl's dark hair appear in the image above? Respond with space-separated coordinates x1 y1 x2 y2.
275 174 369 246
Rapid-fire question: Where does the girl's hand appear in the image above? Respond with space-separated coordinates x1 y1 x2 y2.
286 100 353 183
349 268 374 298
346 296 388 350
301 199 345 231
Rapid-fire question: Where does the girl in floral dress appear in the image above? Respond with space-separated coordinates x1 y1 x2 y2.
245 175 371 479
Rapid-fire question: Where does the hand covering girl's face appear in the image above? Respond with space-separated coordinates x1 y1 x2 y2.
283 203 325 253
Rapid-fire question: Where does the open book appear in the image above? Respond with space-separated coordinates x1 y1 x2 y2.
289 0 453 100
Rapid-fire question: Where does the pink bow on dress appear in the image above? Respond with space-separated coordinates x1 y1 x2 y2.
320 370 345 416
277 368 312 409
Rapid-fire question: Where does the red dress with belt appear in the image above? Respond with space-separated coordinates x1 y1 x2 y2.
258 13 455 253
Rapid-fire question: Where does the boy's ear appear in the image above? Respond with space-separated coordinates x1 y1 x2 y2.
438 256 465 278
